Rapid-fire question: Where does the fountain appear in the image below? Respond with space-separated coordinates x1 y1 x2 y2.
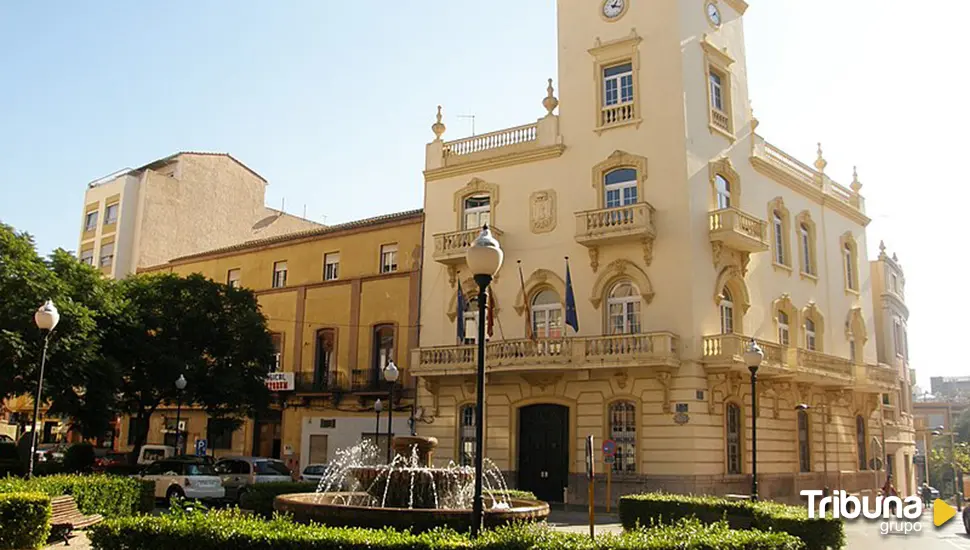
274 435 550 532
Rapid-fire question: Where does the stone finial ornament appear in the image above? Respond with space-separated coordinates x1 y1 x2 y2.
431 105 446 140
542 78 559 115
749 101 759 132
851 166 863 193
814 142 827 173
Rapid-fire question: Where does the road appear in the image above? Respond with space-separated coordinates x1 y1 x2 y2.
546 508 970 549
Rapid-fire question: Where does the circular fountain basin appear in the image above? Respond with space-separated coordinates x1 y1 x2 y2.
274 492 550 532
347 465 474 509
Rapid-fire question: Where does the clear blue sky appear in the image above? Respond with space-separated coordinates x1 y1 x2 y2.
0 1 959 387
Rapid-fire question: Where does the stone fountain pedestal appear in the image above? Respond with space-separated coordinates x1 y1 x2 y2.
392 435 438 465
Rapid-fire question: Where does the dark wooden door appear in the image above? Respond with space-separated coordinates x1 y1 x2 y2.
518 404 569 502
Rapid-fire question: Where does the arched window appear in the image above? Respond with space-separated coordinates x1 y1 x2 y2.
805 319 817 351
726 402 742 475
844 243 857 290
856 415 867 470
604 168 638 209
800 224 813 274
719 288 734 334
715 175 731 209
773 211 786 265
609 401 637 473
315 329 336 387
458 404 476 466
607 281 641 335
532 289 563 338
463 194 490 230
798 409 811 473
778 311 790 346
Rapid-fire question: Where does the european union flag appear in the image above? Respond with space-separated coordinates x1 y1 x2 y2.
565 258 579 333
457 279 466 343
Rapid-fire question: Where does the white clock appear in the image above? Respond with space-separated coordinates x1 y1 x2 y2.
602 0 626 20
707 2 722 26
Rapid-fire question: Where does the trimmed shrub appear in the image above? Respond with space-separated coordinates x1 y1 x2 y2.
0 474 154 517
504 489 538 501
239 481 317 516
619 493 843 550
89 507 804 550
63 443 97 473
0 492 52 550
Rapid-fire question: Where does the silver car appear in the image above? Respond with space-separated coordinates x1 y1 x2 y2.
214 456 293 502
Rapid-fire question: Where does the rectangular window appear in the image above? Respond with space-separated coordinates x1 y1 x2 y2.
270 333 283 372
272 261 287 288
845 245 856 290
206 418 235 450
778 311 790 346
104 203 119 225
603 63 634 106
99 242 114 267
801 227 813 274
227 269 241 289
709 71 723 111
463 195 491 230
380 244 398 274
891 273 898 293
893 320 903 356
773 215 785 265
79 249 94 266
84 210 98 231
324 253 340 281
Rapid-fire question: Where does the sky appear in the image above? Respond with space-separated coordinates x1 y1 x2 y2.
0 1 961 388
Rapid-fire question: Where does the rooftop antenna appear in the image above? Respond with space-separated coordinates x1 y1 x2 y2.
457 114 476 136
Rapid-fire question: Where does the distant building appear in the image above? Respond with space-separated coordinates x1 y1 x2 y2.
77 151 322 279
930 376 970 400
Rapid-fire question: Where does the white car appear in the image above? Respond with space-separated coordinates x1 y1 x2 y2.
299 463 328 484
138 457 225 505
213 456 293 502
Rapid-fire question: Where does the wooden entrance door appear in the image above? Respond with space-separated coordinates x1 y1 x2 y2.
518 404 569 502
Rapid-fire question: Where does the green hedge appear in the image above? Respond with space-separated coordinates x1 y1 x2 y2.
619 493 843 550
504 489 538 501
239 481 318 516
0 474 154 518
0 492 51 550
89 507 804 550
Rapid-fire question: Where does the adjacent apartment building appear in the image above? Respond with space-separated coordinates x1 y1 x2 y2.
410 0 914 505
130 210 423 472
78 151 322 279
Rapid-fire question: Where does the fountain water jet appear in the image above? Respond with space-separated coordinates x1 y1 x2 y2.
274 435 549 532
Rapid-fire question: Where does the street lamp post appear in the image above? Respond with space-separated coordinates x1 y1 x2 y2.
383 361 399 464
28 300 59 479
932 428 962 511
375 399 383 456
466 225 504 538
743 339 764 502
174 375 187 455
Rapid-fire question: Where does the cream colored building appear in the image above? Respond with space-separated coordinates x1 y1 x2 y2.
411 0 913 505
77 151 321 279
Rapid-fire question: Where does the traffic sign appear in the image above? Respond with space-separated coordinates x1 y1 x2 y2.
604 455 616 464
602 439 616 456
195 439 207 457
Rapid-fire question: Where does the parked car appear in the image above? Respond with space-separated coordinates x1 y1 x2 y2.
92 451 129 472
0 442 23 477
0 434 13 443
213 456 293 502
964 505 969 535
138 456 225 505
299 463 328 484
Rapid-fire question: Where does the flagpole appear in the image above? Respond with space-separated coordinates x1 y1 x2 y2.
518 260 535 343
564 256 579 335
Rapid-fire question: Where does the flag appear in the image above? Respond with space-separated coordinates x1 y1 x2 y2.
457 278 466 344
518 261 536 342
486 287 495 339
564 257 579 333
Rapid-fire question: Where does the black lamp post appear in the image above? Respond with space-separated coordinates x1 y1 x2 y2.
174 375 186 455
28 300 59 479
466 225 504 538
383 361 399 464
743 338 764 502
375 399 383 456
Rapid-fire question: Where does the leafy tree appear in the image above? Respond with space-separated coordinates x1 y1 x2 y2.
955 408 970 444
0 223 115 438
102 273 274 460
928 441 970 496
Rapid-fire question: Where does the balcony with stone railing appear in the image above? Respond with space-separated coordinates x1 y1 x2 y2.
432 226 505 266
411 332 680 377
702 333 878 387
856 363 900 392
708 208 769 255
574 203 657 263
424 81 566 179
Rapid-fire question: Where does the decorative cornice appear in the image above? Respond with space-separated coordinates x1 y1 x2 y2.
424 144 565 182
588 29 643 57
723 0 749 15
700 35 736 66
751 156 870 226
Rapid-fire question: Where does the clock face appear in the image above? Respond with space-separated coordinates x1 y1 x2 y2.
707 3 721 26
603 0 625 19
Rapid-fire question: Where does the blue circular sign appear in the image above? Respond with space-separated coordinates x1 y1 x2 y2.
602 439 616 455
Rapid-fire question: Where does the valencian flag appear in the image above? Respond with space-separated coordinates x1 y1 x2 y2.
456 278 466 344
564 257 579 333
518 260 536 342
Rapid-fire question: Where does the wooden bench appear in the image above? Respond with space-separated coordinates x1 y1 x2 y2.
50 495 103 545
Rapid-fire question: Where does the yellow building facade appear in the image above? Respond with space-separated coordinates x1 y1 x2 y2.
411 0 914 505
129 210 423 472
